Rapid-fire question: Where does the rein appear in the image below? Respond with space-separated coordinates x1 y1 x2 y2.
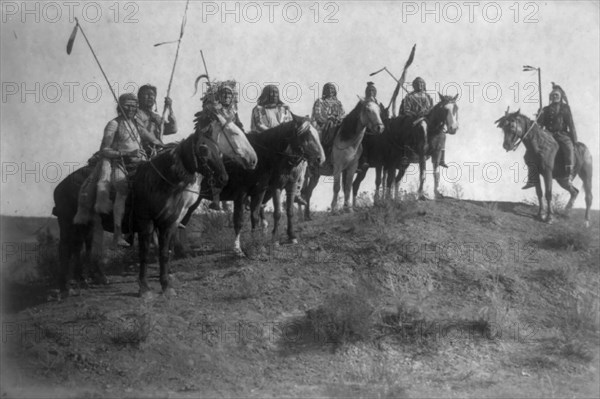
147 137 214 195
510 118 537 151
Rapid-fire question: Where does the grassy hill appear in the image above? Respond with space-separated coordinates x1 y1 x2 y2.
1 198 599 398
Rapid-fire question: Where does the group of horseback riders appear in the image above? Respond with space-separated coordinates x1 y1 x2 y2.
72 74 579 248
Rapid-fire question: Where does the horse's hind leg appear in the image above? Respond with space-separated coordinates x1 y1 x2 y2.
158 225 177 297
302 169 319 221
556 177 579 216
233 196 245 256
578 157 593 227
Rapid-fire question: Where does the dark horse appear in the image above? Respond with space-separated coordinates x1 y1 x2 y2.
52 129 229 296
352 93 459 202
133 133 227 297
181 115 324 254
495 109 593 226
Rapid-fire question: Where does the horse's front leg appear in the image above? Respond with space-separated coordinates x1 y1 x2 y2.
249 190 266 232
158 224 177 296
352 167 368 208
233 195 245 256
331 172 341 213
543 173 553 224
384 166 395 199
271 188 282 246
343 166 357 211
285 181 298 244
374 165 382 201
432 155 443 199
418 157 427 200
137 220 153 297
302 167 319 221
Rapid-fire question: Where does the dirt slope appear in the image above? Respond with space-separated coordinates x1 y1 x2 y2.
2 198 599 398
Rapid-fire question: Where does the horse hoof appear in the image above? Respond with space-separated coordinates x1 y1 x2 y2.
93 273 110 286
545 217 554 225
584 220 590 228
434 192 444 200
162 288 177 298
344 207 354 214
418 194 428 201
234 247 246 257
139 290 155 301
273 241 280 248
290 238 298 245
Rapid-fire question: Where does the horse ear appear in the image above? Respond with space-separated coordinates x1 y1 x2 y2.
357 95 364 103
516 108 521 115
505 106 510 116
452 94 458 102
438 92 445 101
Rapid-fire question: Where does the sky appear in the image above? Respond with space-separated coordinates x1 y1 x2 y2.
1 0 599 216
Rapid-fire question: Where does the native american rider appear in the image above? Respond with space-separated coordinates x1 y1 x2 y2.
311 82 345 163
74 93 162 247
522 83 578 189
251 85 306 205
135 84 178 156
399 77 448 168
206 81 244 210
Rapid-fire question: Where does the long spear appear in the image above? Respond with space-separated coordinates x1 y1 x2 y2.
66 18 139 145
155 0 191 140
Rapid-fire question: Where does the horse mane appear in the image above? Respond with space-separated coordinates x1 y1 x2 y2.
138 135 197 194
338 101 362 141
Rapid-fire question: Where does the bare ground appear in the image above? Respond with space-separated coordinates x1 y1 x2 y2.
1 198 599 398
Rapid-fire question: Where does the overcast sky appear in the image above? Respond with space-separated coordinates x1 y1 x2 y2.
1 0 599 216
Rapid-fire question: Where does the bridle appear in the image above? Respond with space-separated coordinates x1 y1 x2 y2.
507 116 537 152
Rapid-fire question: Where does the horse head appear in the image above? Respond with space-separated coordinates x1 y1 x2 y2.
495 108 529 152
194 102 258 170
360 98 385 135
432 93 459 135
194 134 229 188
290 114 326 165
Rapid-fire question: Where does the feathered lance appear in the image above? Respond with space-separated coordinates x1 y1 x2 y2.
369 44 416 117
155 0 191 141
66 18 140 146
388 44 416 117
522 65 543 116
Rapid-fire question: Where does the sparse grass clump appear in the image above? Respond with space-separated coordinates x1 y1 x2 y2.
307 286 377 345
538 226 593 252
110 312 153 346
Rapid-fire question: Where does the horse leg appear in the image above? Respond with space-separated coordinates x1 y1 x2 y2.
395 164 408 200
352 168 368 208
578 157 593 227
89 214 108 285
343 167 356 212
385 166 395 199
233 195 245 257
137 220 153 297
556 177 579 217
543 172 554 224
303 169 319 221
271 188 282 246
285 182 298 244
158 225 176 297
374 166 382 201
417 157 427 200
432 156 443 199
331 173 341 213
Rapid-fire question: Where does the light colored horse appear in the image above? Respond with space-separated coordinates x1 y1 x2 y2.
330 99 385 212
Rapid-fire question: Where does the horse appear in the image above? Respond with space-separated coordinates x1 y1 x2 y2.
300 99 384 217
52 107 253 295
495 109 593 226
181 114 324 255
134 133 227 297
353 93 459 202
